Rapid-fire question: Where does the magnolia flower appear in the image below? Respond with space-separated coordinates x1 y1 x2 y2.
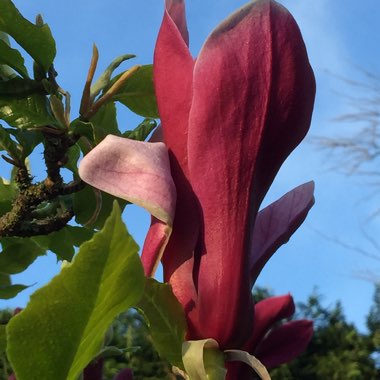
79 0 316 372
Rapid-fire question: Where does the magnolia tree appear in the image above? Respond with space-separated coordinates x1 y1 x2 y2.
0 0 316 379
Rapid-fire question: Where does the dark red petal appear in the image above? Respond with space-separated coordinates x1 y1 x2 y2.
249 295 295 349
255 320 314 368
112 368 134 380
187 0 314 348
154 0 200 326
165 0 189 46
250 182 315 286
154 2 194 173
141 217 171 277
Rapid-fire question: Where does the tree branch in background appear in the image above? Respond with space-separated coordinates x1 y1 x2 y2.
312 69 380 177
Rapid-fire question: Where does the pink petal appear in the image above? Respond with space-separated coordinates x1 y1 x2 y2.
254 320 313 368
78 135 176 276
249 295 295 349
250 182 315 285
79 135 176 225
187 0 314 349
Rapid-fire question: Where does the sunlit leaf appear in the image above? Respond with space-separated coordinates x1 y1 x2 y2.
91 54 135 100
7 202 145 380
112 65 159 118
137 278 187 368
0 0 56 72
0 93 57 129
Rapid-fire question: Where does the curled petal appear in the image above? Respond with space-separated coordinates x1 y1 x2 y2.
249 295 295 349
79 135 176 226
250 182 315 285
255 320 313 369
141 217 172 277
154 0 194 171
165 0 189 46
79 135 176 276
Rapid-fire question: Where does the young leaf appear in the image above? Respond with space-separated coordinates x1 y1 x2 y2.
0 93 57 129
91 54 136 100
0 0 56 72
6 202 146 380
0 39 28 78
137 278 187 369
112 65 159 118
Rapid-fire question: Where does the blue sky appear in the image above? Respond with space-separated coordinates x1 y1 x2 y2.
1 0 380 332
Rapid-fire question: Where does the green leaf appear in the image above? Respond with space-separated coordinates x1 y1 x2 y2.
0 39 28 78
70 119 95 142
112 65 159 118
0 284 29 299
90 102 120 143
0 324 6 354
0 273 10 286
91 54 135 100
8 127 43 158
0 238 45 275
0 31 17 80
0 177 17 215
32 225 94 262
0 77 43 96
123 118 157 141
0 124 21 160
0 0 56 72
73 183 127 230
0 93 57 129
137 278 187 368
6 202 146 380
64 143 81 174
